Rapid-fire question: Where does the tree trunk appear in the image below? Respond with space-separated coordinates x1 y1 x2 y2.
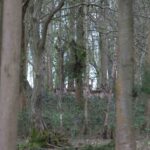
32 50 47 130
46 26 53 92
98 0 111 138
56 17 65 129
75 0 86 107
83 1 89 135
47 52 53 91
0 0 22 149
68 0 75 90
115 0 136 150
19 0 31 111
30 0 64 131
0 0 3 69
30 0 45 130
143 31 150 130
99 33 108 86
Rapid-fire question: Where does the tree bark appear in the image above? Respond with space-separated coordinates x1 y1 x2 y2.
115 0 136 150
68 0 75 90
56 18 65 128
99 33 108 86
83 0 89 135
30 0 64 131
19 0 31 111
46 25 53 91
0 0 3 69
75 0 86 107
0 0 22 149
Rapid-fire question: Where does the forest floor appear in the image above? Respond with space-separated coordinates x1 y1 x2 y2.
18 137 150 150
70 138 111 148
47 138 150 150
69 138 150 150
136 138 150 150
48 138 113 150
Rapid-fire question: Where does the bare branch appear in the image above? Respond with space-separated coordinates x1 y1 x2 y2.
39 0 65 51
62 2 117 12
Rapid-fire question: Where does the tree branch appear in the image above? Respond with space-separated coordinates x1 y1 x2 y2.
39 0 65 51
61 2 117 12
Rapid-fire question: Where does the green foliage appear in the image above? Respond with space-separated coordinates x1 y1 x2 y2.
18 140 115 150
141 68 150 94
65 39 86 79
17 141 26 150
18 128 69 150
29 129 49 147
18 108 30 138
18 94 112 138
18 92 147 139
133 93 147 131
17 129 49 150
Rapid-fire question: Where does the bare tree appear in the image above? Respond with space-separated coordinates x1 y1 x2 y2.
115 0 136 149
75 0 86 107
0 0 22 149
29 0 65 130
0 0 3 69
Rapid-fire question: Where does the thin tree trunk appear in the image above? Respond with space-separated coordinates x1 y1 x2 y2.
98 0 111 138
83 1 89 135
75 0 86 107
57 17 64 129
0 0 3 69
115 0 136 150
19 0 31 111
0 0 22 149
68 0 75 90
100 33 108 86
47 52 53 91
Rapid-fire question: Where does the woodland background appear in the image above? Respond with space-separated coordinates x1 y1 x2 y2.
0 0 150 150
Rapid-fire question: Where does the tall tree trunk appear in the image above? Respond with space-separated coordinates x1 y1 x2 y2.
98 0 111 138
32 49 47 130
30 0 64 131
56 16 65 129
143 31 150 130
83 1 89 134
0 0 3 70
115 0 136 150
68 0 75 90
30 0 45 130
19 0 31 111
99 33 108 86
0 0 22 149
75 0 86 107
46 25 53 91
